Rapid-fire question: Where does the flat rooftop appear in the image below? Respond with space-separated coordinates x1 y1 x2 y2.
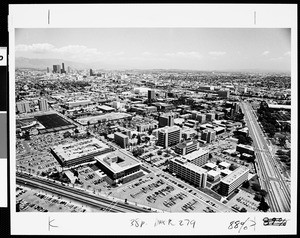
51 138 110 162
222 166 249 185
98 105 115 111
204 162 217 169
237 144 254 150
219 161 231 168
268 104 291 110
172 157 208 174
76 112 132 125
175 140 198 149
66 99 91 104
183 148 208 161
207 170 220 177
159 125 181 134
95 149 141 174
220 169 232 176
114 132 129 139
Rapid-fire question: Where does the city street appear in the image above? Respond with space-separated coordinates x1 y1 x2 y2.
240 102 290 212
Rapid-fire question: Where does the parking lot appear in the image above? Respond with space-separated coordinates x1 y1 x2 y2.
16 185 103 212
76 164 111 193
226 189 260 212
110 175 213 213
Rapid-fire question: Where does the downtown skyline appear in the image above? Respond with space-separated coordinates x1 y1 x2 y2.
15 28 291 72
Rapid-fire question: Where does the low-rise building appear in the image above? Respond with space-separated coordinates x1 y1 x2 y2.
50 138 112 167
236 144 255 155
95 149 142 181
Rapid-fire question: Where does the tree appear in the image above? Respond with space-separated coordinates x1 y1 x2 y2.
242 180 250 189
229 164 237 171
132 147 144 157
260 189 268 197
148 128 153 135
279 136 286 147
137 135 142 145
24 131 30 140
240 207 247 212
258 197 270 212
251 183 261 192
63 131 71 138
254 194 262 202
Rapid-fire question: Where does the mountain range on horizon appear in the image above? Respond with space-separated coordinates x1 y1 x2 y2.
15 57 127 71
15 57 291 75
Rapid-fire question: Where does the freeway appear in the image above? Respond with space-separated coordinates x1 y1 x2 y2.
16 172 152 213
240 102 290 212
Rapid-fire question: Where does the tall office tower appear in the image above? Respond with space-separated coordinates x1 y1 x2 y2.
157 126 181 148
47 67 50 73
206 112 216 122
67 66 71 74
53 65 57 73
174 140 199 156
148 90 155 101
201 128 216 143
16 101 30 113
114 132 129 149
53 65 61 73
90 69 94 76
61 63 65 73
159 114 174 128
196 114 206 124
232 102 240 113
38 98 49 112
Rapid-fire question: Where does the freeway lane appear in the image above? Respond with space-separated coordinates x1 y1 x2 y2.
240 102 290 212
16 173 152 213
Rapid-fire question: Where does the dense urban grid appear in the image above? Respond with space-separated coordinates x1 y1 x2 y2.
15 64 291 213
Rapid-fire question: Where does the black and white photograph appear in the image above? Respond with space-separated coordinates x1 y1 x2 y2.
7 4 297 236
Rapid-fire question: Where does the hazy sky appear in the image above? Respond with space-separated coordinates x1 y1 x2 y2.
15 28 291 72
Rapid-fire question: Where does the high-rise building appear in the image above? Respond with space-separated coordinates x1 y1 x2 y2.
16 101 30 114
61 63 66 73
47 67 50 73
196 114 206 124
157 126 181 148
114 132 129 149
159 114 174 128
201 128 216 143
215 112 225 120
175 140 199 156
90 69 94 76
67 66 71 74
38 98 49 112
219 166 249 196
53 65 57 73
169 157 208 188
148 90 155 101
232 102 240 113
206 112 216 122
183 148 209 167
53 65 61 74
